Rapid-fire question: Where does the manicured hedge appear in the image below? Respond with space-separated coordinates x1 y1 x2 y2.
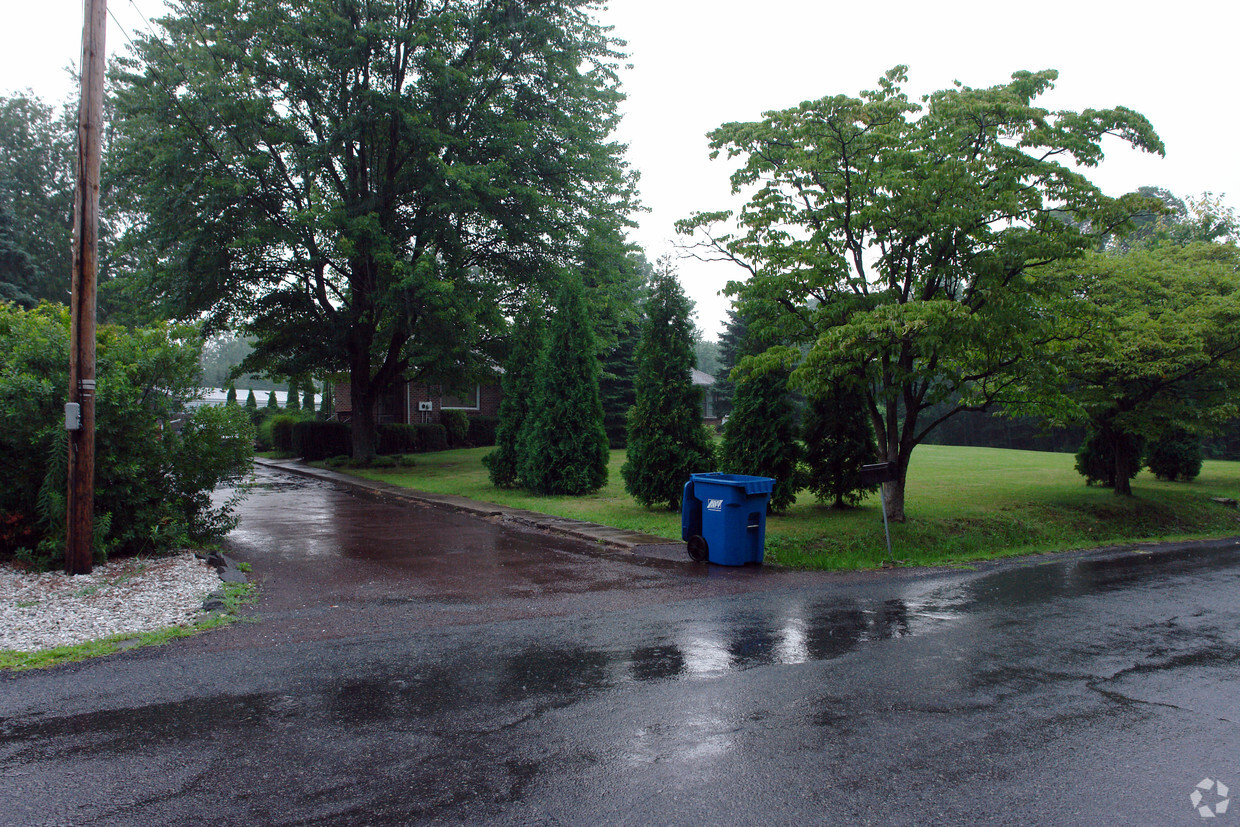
416 423 448 453
293 420 352 461
377 424 419 455
442 410 470 447
377 423 448 454
270 415 299 453
467 415 499 447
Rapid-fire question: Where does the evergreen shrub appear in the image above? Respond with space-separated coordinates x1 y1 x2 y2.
293 420 351 461
270 415 300 454
441 410 470 447
518 278 609 495
622 259 715 510
468 416 499 447
1076 428 1144 487
1146 428 1203 481
377 424 419 455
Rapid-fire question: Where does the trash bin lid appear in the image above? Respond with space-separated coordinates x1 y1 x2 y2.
689 472 775 496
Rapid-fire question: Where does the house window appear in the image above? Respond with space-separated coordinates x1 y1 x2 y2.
441 386 480 410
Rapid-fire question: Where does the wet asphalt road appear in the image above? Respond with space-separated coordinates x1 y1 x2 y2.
2 467 1239 825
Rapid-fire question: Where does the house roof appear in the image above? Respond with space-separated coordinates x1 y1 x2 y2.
190 388 296 407
691 369 715 387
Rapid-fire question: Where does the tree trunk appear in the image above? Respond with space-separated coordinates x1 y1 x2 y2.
884 478 907 522
1112 442 1135 496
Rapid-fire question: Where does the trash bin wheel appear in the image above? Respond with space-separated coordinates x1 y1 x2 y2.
687 534 709 562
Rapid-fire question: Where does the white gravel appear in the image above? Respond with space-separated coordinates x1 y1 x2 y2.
0 552 223 653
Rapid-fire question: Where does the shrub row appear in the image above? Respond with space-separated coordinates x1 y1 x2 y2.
377 423 448 455
287 417 495 461
293 421 352 462
467 416 499 447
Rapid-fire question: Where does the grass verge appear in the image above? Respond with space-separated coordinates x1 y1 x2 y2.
0 580 259 672
338 444 1240 570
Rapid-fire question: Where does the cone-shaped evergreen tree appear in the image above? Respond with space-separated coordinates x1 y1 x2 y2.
286 381 300 411
303 382 315 411
485 298 547 488
225 383 238 405
598 318 640 448
720 327 801 513
319 383 334 417
803 376 878 508
518 277 609 495
244 388 258 408
713 307 747 419
622 258 715 509
265 388 279 410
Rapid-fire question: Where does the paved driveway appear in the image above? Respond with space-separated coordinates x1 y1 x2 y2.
2 467 1238 825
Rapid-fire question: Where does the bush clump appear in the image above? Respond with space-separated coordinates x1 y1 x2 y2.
468 416 499 448
441 409 470 447
377 423 447 455
0 304 254 566
1146 428 1203 481
293 420 351 461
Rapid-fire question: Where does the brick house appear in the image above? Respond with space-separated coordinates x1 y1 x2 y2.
333 379 502 425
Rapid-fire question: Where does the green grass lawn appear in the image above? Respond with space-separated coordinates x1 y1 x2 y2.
342 444 1240 570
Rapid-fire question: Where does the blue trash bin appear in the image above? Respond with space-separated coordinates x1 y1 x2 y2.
681 473 775 565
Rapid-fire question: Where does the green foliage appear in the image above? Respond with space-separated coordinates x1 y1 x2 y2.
803 378 879 507
244 389 258 409
292 420 351 462
1045 243 1240 493
319 383 333 418
0 92 75 307
1075 428 1144 488
518 278 610 495
486 299 547 488
679 67 1163 520
269 415 300 454
302 383 315 412
377 423 447 455
622 258 716 509
441 410 470 448
172 405 256 540
265 388 279 410
285 382 300 412
711 308 747 419
599 317 641 449
110 0 637 459
467 416 499 448
1146 428 1203 482
225 383 237 405
721 360 802 513
0 304 253 565
377 424 418 456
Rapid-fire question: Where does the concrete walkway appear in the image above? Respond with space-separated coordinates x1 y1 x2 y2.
254 457 685 559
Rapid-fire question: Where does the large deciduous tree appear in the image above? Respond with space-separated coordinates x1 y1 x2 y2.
1046 242 1240 495
0 91 75 306
679 67 1163 521
110 0 636 458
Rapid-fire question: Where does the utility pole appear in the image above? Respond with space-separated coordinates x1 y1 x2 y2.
67 0 107 575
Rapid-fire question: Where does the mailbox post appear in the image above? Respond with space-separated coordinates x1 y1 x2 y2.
859 462 898 563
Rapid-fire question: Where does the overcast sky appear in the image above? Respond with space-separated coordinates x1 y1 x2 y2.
4 0 1237 338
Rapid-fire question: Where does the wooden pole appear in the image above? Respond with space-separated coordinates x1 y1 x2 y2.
67 0 107 575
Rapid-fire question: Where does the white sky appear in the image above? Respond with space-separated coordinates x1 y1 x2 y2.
3 0 1237 339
